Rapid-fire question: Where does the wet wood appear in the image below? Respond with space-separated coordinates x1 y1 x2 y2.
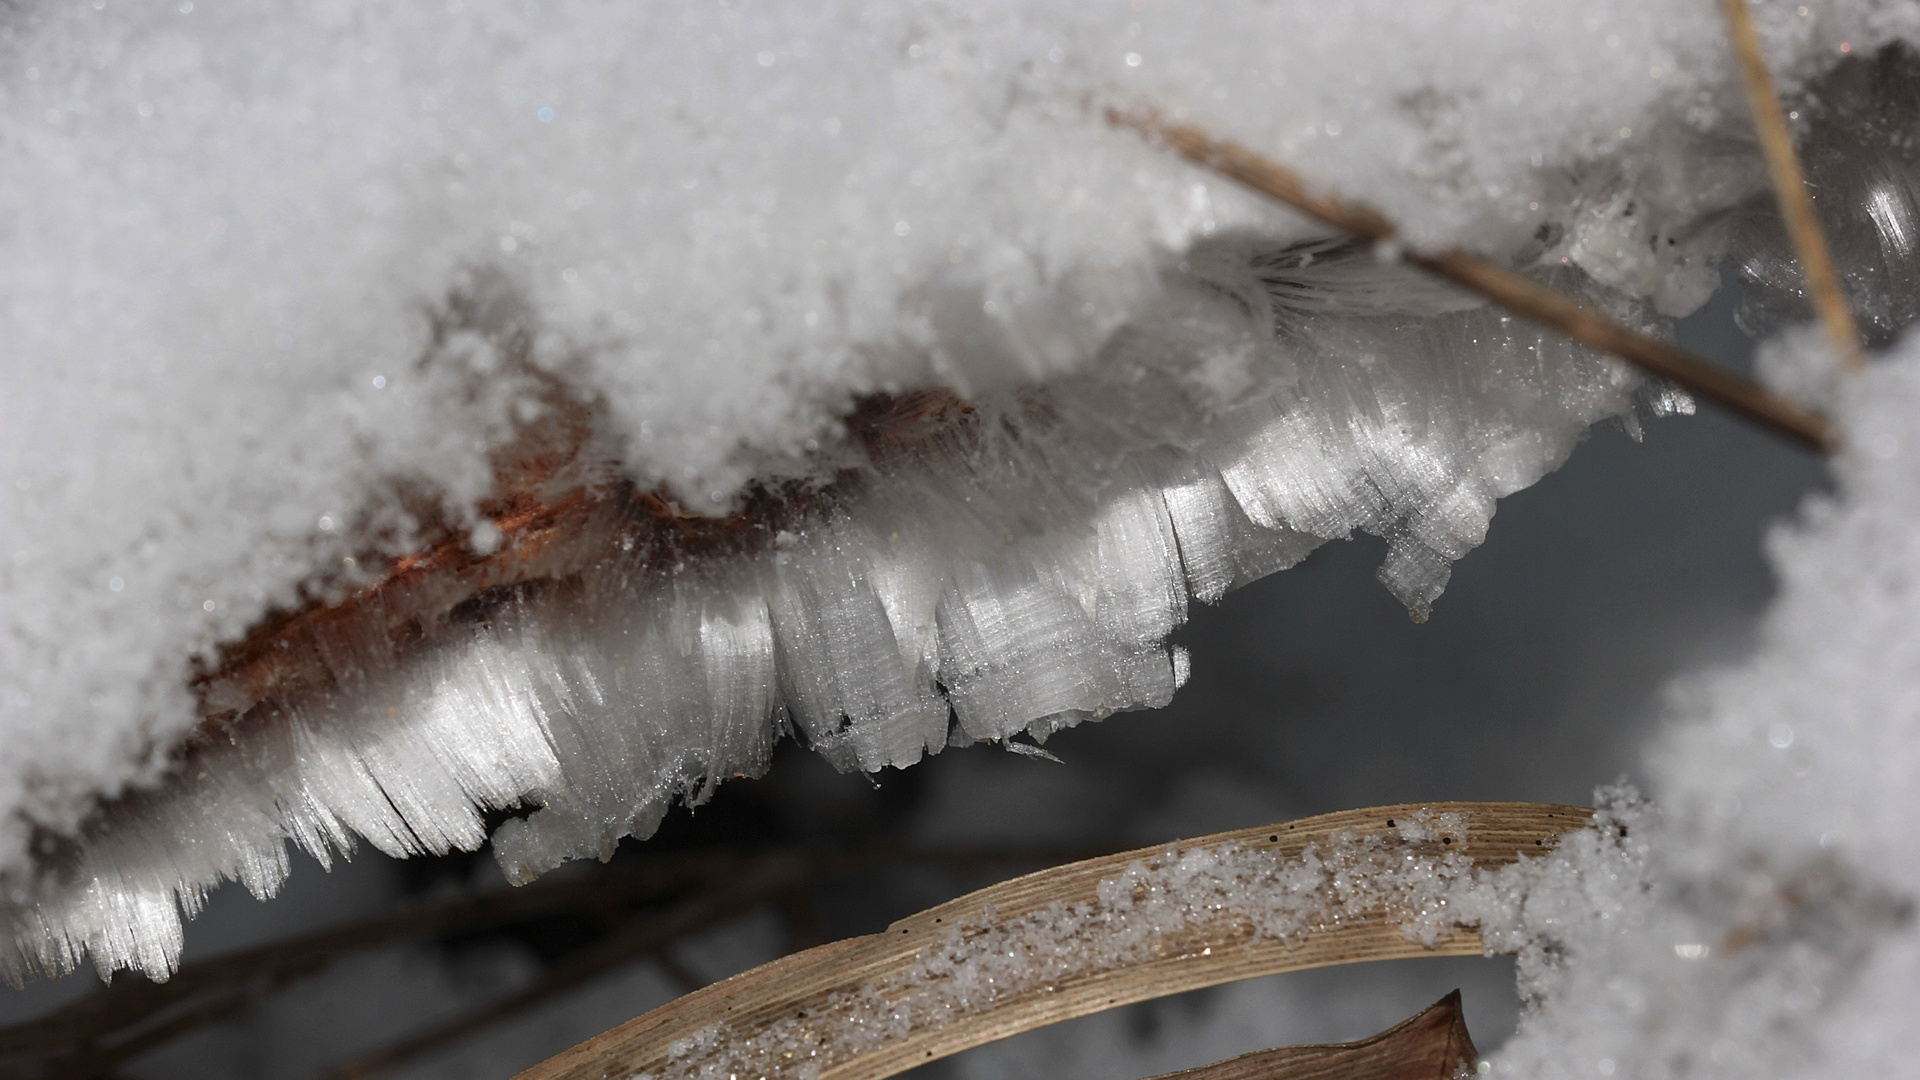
187 385 969 738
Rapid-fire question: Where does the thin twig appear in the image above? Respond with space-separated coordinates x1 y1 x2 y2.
1145 990 1479 1080
0 854 725 1057
319 846 1095 1079
45 991 261 1080
1112 110 1838 453
0 844 1094 1078
1720 0 1865 371
326 854 812 1080
514 802 1593 1080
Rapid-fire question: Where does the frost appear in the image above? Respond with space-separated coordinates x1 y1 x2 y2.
1735 44 1920 348
1755 323 1848 410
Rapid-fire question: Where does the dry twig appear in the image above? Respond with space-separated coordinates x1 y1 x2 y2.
325 855 812 1080
1114 111 1838 452
1721 0 1865 371
1 855 718 1060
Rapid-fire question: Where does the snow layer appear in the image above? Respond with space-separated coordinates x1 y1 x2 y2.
1472 336 1920 1079
2 0 1914 980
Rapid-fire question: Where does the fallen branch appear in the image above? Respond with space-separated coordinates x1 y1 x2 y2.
0 854 721 1058
324 854 813 1080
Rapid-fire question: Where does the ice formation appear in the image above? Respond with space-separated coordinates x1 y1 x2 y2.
1 246 1661 982
1734 43 1920 347
608 442 1920 1080
4 0 1918 983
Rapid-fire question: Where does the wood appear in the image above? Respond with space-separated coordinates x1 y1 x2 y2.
1147 991 1479 1080
1115 111 1837 453
514 801 1591 1080
1721 0 1864 371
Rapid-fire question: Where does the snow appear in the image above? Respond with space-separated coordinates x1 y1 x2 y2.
3 0 1918 988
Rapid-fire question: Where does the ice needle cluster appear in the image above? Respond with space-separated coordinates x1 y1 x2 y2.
0 250 1659 981
5 0 1920 983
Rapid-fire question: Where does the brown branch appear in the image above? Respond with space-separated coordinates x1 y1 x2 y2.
515 802 1592 1080
1148 990 1479 1080
41 991 261 1080
1114 110 1838 453
1720 0 1865 372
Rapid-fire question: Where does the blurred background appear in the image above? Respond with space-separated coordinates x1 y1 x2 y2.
0 277 1827 1079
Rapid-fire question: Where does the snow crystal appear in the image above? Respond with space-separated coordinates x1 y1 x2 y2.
3 0 1915 981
